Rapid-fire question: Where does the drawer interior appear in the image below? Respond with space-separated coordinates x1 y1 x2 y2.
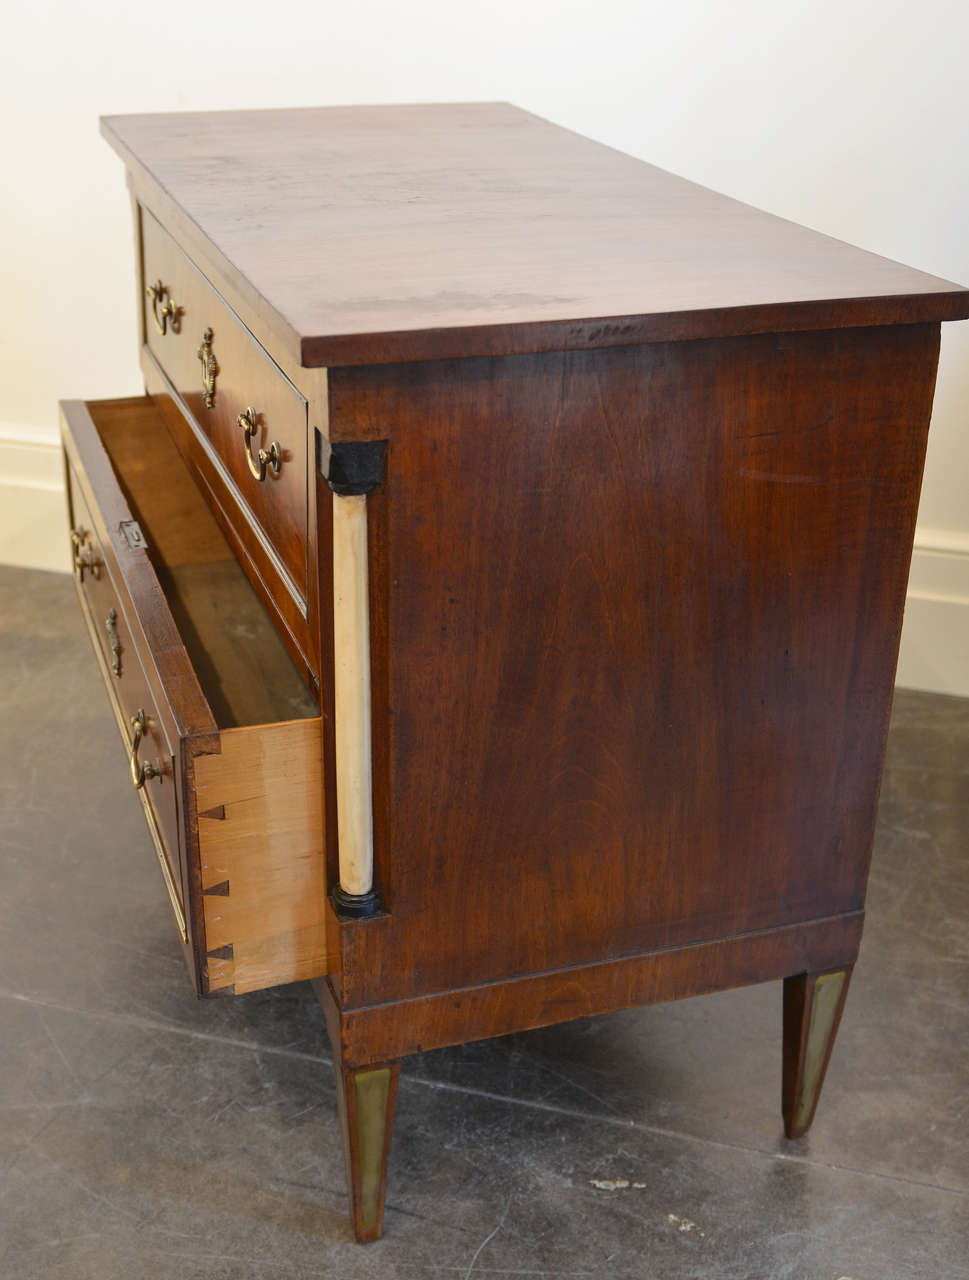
87 397 318 729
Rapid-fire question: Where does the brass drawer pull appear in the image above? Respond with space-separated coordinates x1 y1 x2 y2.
146 280 180 336
105 607 122 677
70 527 101 583
237 406 281 480
130 709 159 790
197 327 219 409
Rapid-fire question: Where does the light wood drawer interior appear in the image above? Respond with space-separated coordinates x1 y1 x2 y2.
61 396 333 996
140 208 310 608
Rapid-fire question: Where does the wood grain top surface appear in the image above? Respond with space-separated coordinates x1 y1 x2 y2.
102 103 969 366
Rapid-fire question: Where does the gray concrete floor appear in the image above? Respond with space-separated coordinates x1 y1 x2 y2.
1 563 967 1280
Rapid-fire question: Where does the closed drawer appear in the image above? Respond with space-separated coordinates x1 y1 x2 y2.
140 209 310 609
61 396 333 996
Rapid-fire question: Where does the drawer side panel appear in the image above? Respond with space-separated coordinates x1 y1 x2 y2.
193 718 333 994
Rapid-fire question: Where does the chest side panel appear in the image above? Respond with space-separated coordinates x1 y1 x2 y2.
329 324 939 1006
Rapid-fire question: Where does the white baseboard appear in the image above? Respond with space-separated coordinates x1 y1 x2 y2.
1 432 967 696
896 535 969 698
0 434 71 573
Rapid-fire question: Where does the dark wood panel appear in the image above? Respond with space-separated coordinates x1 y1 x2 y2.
318 912 863 1067
101 105 969 368
329 324 939 1008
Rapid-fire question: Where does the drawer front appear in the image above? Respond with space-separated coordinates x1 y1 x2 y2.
141 208 309 603
66 464 186 939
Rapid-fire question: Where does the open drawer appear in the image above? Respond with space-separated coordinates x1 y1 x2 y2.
60 396 334 996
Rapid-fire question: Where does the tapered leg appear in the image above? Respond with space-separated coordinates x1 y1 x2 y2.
782 966 853 1139
334 1056 400 1242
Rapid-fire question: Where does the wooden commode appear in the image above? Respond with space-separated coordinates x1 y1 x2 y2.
60 104 969 1242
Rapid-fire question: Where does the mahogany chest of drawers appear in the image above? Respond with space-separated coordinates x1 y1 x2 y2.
61 103 969 1242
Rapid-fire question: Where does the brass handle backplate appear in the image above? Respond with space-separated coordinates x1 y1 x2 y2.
237 406 282 481
105 607 122 677
70 527 101 584
129 709 159 790
197 327 219 409
146 280 180 336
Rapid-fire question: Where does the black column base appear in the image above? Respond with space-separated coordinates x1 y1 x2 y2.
331 886 382 920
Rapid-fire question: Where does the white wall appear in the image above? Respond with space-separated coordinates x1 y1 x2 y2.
1 0 966 689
